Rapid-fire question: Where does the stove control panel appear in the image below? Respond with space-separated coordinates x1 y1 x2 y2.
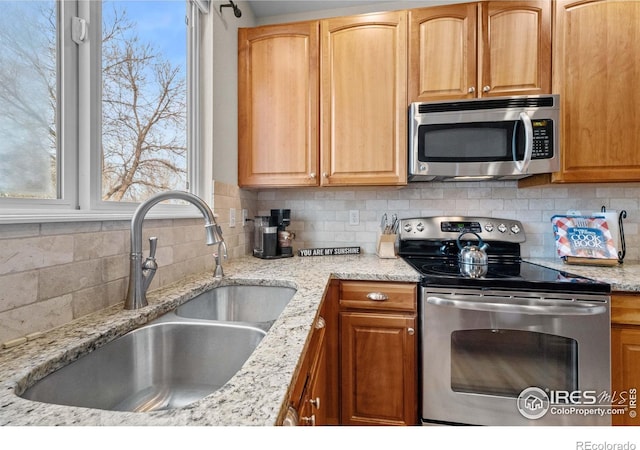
399 216 526 243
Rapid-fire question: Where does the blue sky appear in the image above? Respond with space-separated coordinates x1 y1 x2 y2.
103 0 187 71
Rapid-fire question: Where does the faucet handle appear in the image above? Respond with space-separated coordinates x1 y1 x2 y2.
148 236 158 259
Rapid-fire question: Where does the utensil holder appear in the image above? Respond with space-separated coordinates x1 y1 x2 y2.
376 234 397 259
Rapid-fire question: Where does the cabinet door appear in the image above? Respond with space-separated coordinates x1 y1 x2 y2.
409 3 478 102
611 326 640 426
340 312 417 425
321 12 407 186
479 1 551 97
552 0 640 182
301 327 327 426
238 22 319 187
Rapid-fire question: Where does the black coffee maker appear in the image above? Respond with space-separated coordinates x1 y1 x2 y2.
271 209 294 257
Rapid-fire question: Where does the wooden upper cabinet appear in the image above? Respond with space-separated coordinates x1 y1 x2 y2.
479 1 551 97
238 22 319 187
552 0 640 183
320 12 408 186
409 3 478 101
408 1 551 102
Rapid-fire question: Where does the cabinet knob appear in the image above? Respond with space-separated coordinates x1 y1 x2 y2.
301 414 316 426
366 292 389 301
309 172 316 179
483 85 491 93
408 327 415 335
315 316 326 330
468 87 475 94
322 172 329 178
310 397 321 409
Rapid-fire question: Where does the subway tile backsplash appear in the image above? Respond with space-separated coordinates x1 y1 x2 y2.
256 181 639 261
1 179 637 344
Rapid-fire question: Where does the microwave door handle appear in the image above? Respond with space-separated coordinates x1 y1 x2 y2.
514 111 533 173
426 296 607 316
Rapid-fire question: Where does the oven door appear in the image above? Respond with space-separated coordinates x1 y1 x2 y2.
421 287 611 426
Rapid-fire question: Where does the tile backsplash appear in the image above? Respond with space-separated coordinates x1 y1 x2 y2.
256 181 639 261
1 179 637 344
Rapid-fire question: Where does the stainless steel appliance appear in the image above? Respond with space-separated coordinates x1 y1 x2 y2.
271 208 294 257
398 216 611 426
409 95 560 181
253 209 295 259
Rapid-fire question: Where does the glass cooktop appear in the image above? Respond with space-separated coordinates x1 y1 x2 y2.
402 256 611 294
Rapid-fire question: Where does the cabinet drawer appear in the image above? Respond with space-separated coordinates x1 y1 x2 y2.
611 293 640 326
339 281 416 312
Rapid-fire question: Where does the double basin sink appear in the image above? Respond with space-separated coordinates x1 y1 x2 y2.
19 284 296 413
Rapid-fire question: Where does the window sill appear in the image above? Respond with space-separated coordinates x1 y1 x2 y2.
0 206 211 225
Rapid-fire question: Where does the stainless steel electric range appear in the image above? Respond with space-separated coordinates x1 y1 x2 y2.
398 216 612 426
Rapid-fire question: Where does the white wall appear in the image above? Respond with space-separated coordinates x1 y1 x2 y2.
206 2 257 187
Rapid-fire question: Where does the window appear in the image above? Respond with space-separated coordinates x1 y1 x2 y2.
0 0 208 216
0 1 58 200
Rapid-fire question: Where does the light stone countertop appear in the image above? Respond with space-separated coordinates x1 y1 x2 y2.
2 254 639 426
526 258 640 293
0 254 420 426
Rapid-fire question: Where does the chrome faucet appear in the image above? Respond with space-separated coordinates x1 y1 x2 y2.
125 190 224 310
214 240 228 278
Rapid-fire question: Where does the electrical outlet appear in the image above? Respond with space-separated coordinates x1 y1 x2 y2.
242 209 248 227
349 209 359 226
229 208 236 228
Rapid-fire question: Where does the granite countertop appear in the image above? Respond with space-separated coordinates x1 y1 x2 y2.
526 258 640 293
2 254 639 426
0 254 420 426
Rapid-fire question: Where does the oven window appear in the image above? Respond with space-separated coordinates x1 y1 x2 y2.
450 329 578 397
418 121 524 162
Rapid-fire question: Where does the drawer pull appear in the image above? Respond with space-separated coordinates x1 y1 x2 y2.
366 292 389 301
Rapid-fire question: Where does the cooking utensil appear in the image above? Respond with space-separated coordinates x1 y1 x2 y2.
456 231 489 278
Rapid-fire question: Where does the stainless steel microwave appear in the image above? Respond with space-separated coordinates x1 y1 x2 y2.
408 95 560 182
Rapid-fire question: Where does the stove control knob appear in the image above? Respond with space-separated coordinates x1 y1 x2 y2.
484 223 494 232
416 222 425 232
498 223 508 233
510 224 521 234
403 223 413 232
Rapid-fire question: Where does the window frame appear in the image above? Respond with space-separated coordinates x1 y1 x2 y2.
0 0 209 223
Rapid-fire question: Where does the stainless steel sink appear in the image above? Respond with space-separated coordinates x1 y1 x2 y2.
20 321 265 412
175 285 296 329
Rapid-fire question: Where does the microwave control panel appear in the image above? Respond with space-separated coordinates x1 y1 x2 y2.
531 119 554 159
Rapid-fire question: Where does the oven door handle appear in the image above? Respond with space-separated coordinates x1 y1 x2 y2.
426 296 607 316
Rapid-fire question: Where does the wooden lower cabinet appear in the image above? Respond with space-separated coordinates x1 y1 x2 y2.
298 317 327 426
611 326 640 426
336 280 418 426
340 312 417 425
611 293 640 426
281 309 327 426
285 279 418 426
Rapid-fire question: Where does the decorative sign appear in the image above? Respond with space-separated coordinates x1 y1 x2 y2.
298 247 361 257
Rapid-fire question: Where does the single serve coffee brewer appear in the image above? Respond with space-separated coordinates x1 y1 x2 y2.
253 209 295 259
